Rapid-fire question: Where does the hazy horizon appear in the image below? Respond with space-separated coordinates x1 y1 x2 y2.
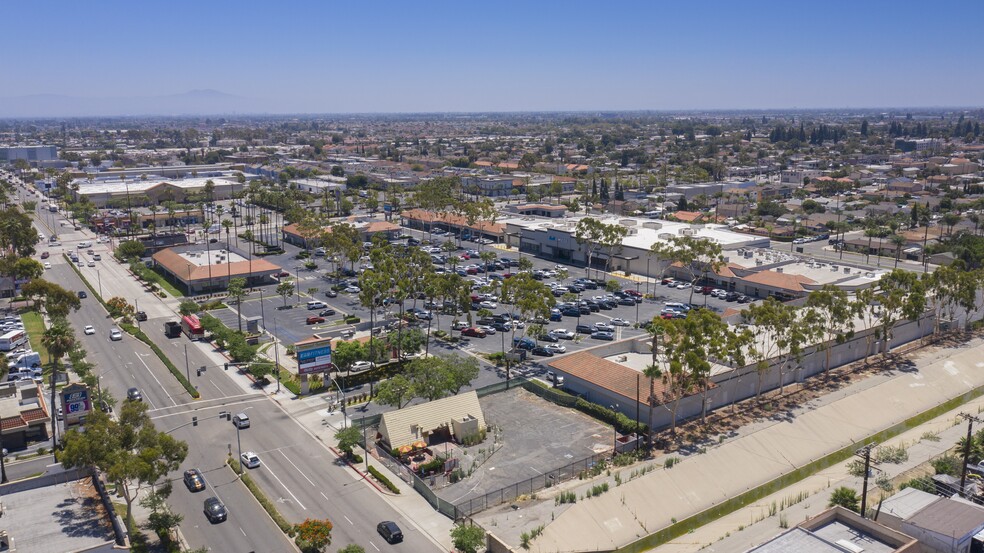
2 0 982 117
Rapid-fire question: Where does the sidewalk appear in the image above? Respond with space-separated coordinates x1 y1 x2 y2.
275 391 456 551
480 336 984 552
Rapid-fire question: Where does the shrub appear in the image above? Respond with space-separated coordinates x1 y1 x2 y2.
344 316 361 324
932 454 961 476
367 465 400 494
227 457 294 535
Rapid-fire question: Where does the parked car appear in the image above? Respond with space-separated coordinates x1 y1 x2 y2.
610 318 630 326
544 343 567 354
738 295 753 303
305 316 325 325
351 361 375 372
319 309 336 317
538 333 559 342
275 271 290 278
593 322 615 332
184 469 206 492
531 345 554 357
307 300 328 310
203 497 228 523
575 324 594 334
591 330 615 340
325 289 337 298
451 320 469 331
77 290 87 299
725 291 741 301
550 329 575 340
461 327 486 338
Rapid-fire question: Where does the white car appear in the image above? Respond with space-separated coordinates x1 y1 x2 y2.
544 344 567 354
344 286 361 294
676 282 692 289
477 325 496 335
83 325 96 335
240 451 261 469
451 321 468 331
350 361 375 372
610 318 630 326
109 329 123 341
549 329 575 340
87 261 96 267
43 262 51 269
594 322 615 332
478 301 497 309
711 289 727 298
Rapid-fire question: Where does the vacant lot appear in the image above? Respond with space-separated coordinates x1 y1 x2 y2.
436 386 611 507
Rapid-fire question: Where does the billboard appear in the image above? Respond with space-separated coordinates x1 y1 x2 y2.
295 337 333 375
61 383 92 426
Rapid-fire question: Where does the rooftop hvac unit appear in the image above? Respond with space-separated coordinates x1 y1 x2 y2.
776 267 784 273
642 222 663 230
756 260 763 266
619 219 637 227
865 272 875 278
626 228 638 235
744 251 753 258
831 265 839 271
679 228 696 236
658 233 673 240
844 267 851 274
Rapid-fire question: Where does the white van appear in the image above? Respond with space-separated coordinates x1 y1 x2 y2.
665 302 689 312
77 241 92 249
306 301 327 310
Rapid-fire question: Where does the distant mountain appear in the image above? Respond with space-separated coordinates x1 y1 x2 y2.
0 89 273 118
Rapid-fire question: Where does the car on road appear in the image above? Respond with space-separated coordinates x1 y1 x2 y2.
203 497 228 523
83 325 95 335
77 290 87 299
305 316 325 325
610 318 630 326
550 329 575 340
126 387 142 402
461 327 487 338
135 311 147 321
40 251 49 259
617 297 636 306
318 308 336 317
232 413 250 429
92 254 101 261
591 330 615 340
544 343 567 354
350 361 375 372
240 451 261 469
109 328 123 341
87 260 95 267
377 521 404 544
43 262 51 269
183 469 206 492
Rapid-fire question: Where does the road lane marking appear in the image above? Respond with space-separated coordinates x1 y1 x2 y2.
343 515 353 525
278 450 316 487
369 541 380 551
264 466 307 510
239 527 247 537
147 395 267 419
135 352 176 407
208 378 222 395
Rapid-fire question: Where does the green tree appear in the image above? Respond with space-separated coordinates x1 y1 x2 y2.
828 486 860 512
874 269 927 354
652 235 724 305
451 524 486 553
60 401 188 536
334 426 362 459
337 546 365 553
374 374 414 408
115 240 146 259
21 278 81 318
332 340 365 373
178 299 199 317
140 486 183 542
227 277 248 333
42 319 76 447
805 285 855 376
294 518 333 553
276 279 295 307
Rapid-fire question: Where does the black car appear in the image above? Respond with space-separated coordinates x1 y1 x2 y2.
77 290 87 299
126 387 142 402
618 297 636 306
538 333 559 342
135 311 148 322
184 468 206 492
377 521 403 544
531 345 554 357
561 307 581 317
319 309 336 317
737 295 753 303
575 324 594 334
725 292 740 301
204 497 228 523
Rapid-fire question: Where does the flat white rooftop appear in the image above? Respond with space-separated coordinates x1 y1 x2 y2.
178 248 246 267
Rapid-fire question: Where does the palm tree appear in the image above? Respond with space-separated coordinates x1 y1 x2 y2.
41 321 76 449
891 234 907 268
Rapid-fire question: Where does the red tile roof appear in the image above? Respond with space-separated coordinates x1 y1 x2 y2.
548 351 709 406
740 270 816 292
152 248 281 282
401 209 504 234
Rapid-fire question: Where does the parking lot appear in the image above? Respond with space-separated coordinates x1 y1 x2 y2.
435 386 613 506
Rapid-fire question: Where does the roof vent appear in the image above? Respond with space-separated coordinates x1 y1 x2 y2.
776 267 784 273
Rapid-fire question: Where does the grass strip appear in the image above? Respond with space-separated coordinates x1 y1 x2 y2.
20 311 51 366
227 457 295 536
368 465 401 494
119 323 200 399
613 371 984 553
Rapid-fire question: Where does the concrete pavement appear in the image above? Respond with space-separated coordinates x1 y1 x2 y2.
474 336 984 552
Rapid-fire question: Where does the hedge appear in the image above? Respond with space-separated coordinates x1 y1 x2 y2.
368 465 400 494
227 457 295 536
119 323 200 399
524 379 648 435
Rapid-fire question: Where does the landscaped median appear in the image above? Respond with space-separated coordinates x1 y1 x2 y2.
227 456 295 537
20 310 51 366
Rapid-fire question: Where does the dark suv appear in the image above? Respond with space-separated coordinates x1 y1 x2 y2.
377 521 403 544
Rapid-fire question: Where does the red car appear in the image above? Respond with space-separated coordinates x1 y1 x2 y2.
305 316 325 325
275 271 290 278
40 251 50 259
699 286 714 295
461 327 487 338
623 289 643 298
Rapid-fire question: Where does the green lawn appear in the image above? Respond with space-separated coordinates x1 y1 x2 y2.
19 311 50 366
147 267 185 297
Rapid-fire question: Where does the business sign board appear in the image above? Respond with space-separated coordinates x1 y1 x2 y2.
61 383 91 426
295 338 333 375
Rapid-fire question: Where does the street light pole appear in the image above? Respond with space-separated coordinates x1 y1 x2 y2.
273 317 281 394
96 270 103 298
184 344 190 382
610 403 619 459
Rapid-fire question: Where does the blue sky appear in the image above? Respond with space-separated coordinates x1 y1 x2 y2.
2 0 982 113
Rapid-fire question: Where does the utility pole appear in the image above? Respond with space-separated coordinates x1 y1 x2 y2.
958 413 983 497
855 444 875 518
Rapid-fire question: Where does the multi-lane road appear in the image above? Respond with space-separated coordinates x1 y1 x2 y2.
37 230 439 552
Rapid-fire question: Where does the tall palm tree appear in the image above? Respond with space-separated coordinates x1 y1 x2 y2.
891 234 907 268
41 321 76 449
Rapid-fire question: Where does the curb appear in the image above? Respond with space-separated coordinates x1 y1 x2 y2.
328 445 397 496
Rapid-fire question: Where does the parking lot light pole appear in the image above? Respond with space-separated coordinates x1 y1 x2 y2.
610 403 619 459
